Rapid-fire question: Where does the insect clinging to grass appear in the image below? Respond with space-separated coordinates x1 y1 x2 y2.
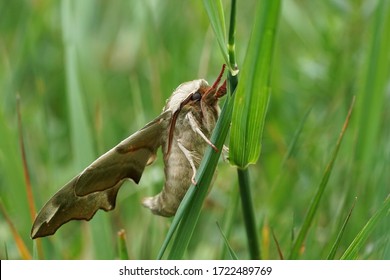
31 65 227 239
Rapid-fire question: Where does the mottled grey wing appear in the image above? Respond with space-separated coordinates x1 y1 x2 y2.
31 111 171 239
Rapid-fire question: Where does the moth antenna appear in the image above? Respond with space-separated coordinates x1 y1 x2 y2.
210 64 226 89
216 80 227 98
203 64 227 98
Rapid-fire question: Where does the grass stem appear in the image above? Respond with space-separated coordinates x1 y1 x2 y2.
237 168 261 259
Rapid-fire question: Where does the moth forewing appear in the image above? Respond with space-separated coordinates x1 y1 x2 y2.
74 110 171 196
31 111 170 238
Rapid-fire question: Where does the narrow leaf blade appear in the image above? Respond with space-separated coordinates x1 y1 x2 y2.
216 222 238 260
229 0 281 168
327 198 357 260
167 94 235 259
203 0 229 66
289 97 355 259
341 195 390 260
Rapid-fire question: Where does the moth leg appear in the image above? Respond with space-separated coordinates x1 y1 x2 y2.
187 112 218 152
177 141 198 185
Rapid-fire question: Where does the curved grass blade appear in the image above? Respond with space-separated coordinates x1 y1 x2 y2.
16 95 36 222
16 95 44 259
289 97 355 259
0 199 32 259
341 195 390 259
271 228 284 260
229 0 281 168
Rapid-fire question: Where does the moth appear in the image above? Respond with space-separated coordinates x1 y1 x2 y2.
31 65 227 239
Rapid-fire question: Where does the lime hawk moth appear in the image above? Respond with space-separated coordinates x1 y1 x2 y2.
31 65 227 239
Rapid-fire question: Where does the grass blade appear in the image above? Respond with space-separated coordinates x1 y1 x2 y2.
271 228 284 260
16 95 44 259
0 199 32 259
289 97 355 259
16 95 36 222
281 107 311 167
159 0 238 260
61 0 113 258
227 0 238 74
327 197 357 259
341 195 390 259
156 183 196 259
203 0 229 67
216 222 238 260
354 0 390 169
229 0 281 168
117 229 129 260
166 93 234 259
218 187 239 259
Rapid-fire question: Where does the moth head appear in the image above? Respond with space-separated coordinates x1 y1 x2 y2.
164 65 227 157
201 64 227 106
164 64 227 114
164 79 208 113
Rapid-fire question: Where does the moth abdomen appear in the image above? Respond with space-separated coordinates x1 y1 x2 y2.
142 138 195 216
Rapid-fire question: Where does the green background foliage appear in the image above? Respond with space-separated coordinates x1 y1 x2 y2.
0 0 389 259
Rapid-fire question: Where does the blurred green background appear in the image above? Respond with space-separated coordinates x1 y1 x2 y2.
0 0 389 259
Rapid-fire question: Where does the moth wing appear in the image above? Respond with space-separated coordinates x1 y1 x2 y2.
31 111 171 239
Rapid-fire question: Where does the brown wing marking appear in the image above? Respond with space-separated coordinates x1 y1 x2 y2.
31 111 171 239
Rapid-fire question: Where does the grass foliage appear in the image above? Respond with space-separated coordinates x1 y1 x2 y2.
0 0 389 259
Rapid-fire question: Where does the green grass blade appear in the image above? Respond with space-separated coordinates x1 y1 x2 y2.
227 0 238 73
327 198 357 260
61 0 95 169
354 0 390 169
226 0 261 260
218 187 239 259
341 195 390 259
166 93 234 259
237 168 261 259
158 0 238 260
216 222 238 260
117 229 129 260
61 0 113 259
203 0 229 67
0 199 31 259
270 108 311 196
229 0 281 168
156 184 196 259
281 107 311 167
289 97 355 259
